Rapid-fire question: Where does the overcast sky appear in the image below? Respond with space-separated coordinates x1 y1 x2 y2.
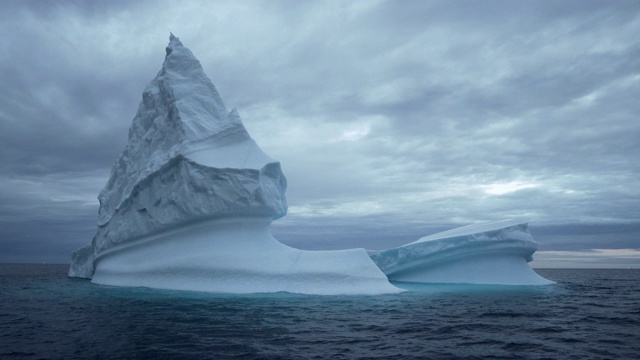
1 0 639 266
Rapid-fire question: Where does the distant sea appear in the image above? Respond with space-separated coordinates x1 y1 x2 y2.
1 264 638 359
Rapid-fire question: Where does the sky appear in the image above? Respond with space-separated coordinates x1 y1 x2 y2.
1 0 639 267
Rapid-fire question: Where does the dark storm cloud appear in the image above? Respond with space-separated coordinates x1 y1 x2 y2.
1 0 639 264
0 2 148 175
0 172 100 263
0 217 95 263
530 223 640 250
532 249 640 269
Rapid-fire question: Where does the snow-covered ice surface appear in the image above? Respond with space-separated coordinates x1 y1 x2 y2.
370 220 554 285
69 34 399 295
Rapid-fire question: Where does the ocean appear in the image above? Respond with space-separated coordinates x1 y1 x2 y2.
1 264 638 359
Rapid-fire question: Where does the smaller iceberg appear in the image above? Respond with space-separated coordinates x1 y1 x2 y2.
369 220 553 285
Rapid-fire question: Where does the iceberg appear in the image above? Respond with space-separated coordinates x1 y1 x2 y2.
69 34 399 295
369 220 553 285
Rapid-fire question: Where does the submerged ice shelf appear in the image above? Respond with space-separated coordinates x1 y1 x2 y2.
69 34 551 295
370 220 553 285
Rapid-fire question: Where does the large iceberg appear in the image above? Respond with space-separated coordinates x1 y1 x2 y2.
69 34 399 295
369 220 553 285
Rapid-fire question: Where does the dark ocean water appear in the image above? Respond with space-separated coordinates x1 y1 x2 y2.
1 265 639 359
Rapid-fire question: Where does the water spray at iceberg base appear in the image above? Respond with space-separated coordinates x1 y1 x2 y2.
69 35 553 295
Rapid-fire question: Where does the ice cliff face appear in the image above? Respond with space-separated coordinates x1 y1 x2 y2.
69 34 287 278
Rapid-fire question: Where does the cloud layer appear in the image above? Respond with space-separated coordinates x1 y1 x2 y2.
1 1 639 264
532 249 640 269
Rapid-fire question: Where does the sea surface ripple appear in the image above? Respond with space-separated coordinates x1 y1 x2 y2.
1 265 638 359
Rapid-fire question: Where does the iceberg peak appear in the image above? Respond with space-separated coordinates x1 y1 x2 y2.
166 32 183 57
69 34 289 280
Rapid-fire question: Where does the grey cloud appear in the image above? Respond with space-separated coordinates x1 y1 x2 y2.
0 174 100 263
1 0 639 263
275 215 640 252
531 223 640 251
0 218 96 263
9 0 137 19
0 9 157 176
